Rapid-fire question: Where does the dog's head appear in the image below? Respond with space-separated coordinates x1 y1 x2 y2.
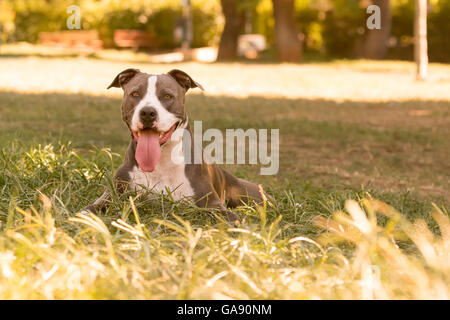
108 68 203 172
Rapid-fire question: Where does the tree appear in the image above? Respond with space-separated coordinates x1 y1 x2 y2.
272 0 302 62
360 0 391 59
414 0 428 80
217 0 244 60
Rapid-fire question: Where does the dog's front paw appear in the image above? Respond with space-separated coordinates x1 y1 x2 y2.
226 210 241 226
79 205 96 216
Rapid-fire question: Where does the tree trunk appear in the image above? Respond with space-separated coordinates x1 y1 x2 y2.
415 0 428 80
360 0 391 59
217 0 243 60
272 0 302 62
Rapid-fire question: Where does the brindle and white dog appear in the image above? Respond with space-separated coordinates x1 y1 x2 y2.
84 68 270 223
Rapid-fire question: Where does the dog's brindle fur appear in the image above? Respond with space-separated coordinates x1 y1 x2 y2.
84 68 268 223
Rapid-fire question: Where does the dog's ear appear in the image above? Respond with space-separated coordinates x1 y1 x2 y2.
168 69 204 91
107 68 140 89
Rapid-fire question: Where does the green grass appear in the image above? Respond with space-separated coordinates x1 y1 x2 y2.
0 55 449 299
0 144 448 299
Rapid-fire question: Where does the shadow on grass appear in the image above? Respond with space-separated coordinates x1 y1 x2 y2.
0 90 448 205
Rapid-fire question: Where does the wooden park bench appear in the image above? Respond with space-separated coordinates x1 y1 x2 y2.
113 30 156 49
39 30 103 50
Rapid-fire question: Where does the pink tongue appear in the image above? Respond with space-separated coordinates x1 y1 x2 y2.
135 131 161 172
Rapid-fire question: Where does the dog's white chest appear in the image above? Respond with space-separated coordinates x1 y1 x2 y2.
129 159 194 201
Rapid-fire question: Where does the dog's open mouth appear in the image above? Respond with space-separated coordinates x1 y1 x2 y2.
132 122 178 172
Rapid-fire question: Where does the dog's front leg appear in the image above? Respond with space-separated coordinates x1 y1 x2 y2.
81 159 132 215
81 178 130 215
82 189 111 214
82 139 138 215
193 190 240 225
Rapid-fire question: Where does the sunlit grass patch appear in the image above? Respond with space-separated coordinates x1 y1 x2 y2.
0 142 448 299
0 56 449 101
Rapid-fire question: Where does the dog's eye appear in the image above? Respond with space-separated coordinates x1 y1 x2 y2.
164 94 172 100
131 91 140 97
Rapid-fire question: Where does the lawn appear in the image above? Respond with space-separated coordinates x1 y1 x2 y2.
0 55 449 299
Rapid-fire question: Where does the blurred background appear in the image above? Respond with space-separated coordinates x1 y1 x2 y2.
0 0 448 62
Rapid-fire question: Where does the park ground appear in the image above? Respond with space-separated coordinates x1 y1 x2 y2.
0 53 449 299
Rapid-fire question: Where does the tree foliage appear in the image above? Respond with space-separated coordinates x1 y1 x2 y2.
0 0 449 62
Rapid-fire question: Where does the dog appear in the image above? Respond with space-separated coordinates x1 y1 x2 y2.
83 68 270 223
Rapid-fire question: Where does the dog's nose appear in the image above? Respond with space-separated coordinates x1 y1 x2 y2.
139 107 158 124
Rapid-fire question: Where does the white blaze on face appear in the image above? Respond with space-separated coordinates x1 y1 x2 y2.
131 75 178 132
